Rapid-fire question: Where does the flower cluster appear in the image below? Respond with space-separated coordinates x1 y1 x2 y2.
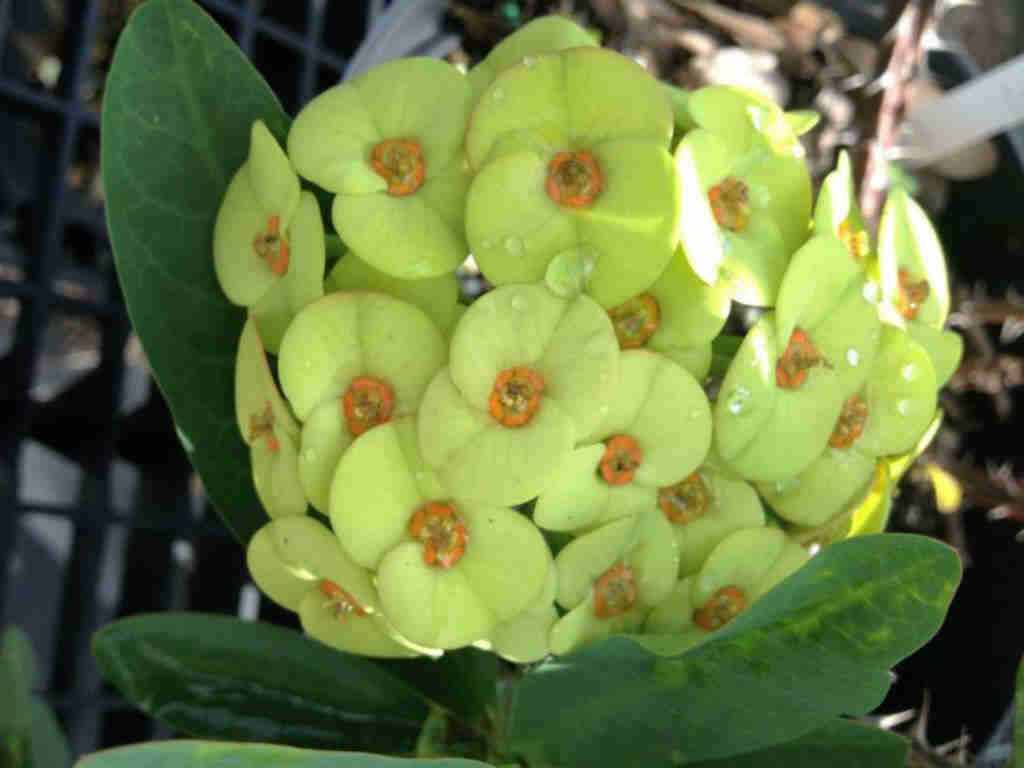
214 17 958 661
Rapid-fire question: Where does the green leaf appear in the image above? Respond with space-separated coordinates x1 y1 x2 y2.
1 627 36 736
26 698 71 768
686 719 907 768
507 534 960 767
381 648 498 723
75 742 494 768
102 0 291 542
91 613 429 752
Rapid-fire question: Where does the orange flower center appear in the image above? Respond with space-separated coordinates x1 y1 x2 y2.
342 376 395 437
593 563 637 619
659 473 710 524
829 394 869 448
776 328 827 389
489 366 545 427
598 434 642 485
370 138 425 196
547 150 602 208
253 216 289 276
708 177 749 232
247 403 279 452
607 293 660 349
837 218 870 263
693 585 746 630
319 579 367 619
896 268 930 320
408 502 468 569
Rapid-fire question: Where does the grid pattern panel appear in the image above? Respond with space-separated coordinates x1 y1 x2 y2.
0 0 380 758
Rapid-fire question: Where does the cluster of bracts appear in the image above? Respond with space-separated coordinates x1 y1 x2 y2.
214 17 959 660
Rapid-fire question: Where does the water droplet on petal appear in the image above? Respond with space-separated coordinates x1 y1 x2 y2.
725 386 751 416
544 246 598 298
491 87 505 103
598 404 610 416
522 55 536 67
861 281 880 303
897 399 911 416
901 363 916 381
503 235 524 256
846 348 860 367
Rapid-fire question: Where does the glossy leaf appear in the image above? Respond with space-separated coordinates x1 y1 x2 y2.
507 534 960 767
686 719 908 768
76 742 494 768
103 0 291 542
92 613 429 751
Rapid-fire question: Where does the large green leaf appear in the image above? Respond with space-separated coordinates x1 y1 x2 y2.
92 614 430 752
383 648 498 722
507 534 960 767
102 0 290 542
75 742 493 768
1014 656 1023 768
686 720 907 767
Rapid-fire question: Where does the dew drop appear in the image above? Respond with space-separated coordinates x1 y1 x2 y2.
845 348 860 367
544 246 597 298
175 426 195 453
896 399 911 416
725 386 751 416
901 363 916 381
861 281 880 303
491 87 505 103
503 235 524 256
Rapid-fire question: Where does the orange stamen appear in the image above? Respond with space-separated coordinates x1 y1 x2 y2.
708 177 749 232
776 328 828 389
408 502 468 569
593 563 637 619
489 366 545 428
837 218 869 263
247 403 280 452
598 434 643 485
547 150 602 208
607 293 660 349
319 579 367 618
829 394 869 448
253 216 289 276
658 473 710 524
342 376 395 437
693 585 746 630
370 138 425 196
896 268 930 320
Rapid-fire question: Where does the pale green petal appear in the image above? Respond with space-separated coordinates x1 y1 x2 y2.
251 431 307 518
297 400 351 513
676 141 723 286
629 509 680 606
719 211 789 306
713 315 777 463
688 86 780 155
535 292 620 437
577 346 656 445
759 447 875 527
905 324 962 387
354 58 471 173
490 603 557 663
248 120 300 225
329 419 426 569
457 505 551 622
417 157 472 241
577 140 679 308
810 280 881 397
325 249 459 336
878 188 950 328
465 150 577 288
247 517 327 610
377 541 496 649
235 316 297 443
657 343 712 379
775 235 861 347
533 444 611 531
748 536 809 601
251 283 292 354
277 293 363 420
673 469 765 576
281 191 326 315
450 284 568 409
417 367 492 472
213 167 278 306
437 399 576 507
856 328 938 457
465 53 570 169
691 526 786 607
645 576 699 634
555 517 633 609
648 248 732 348
813 150 864 241
467 15 597 101
332 191 467 279
740 143 812 256
287 83 383 193
628 353 712 488
565 48 673 146
549 594 647 655
299 591 419 658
